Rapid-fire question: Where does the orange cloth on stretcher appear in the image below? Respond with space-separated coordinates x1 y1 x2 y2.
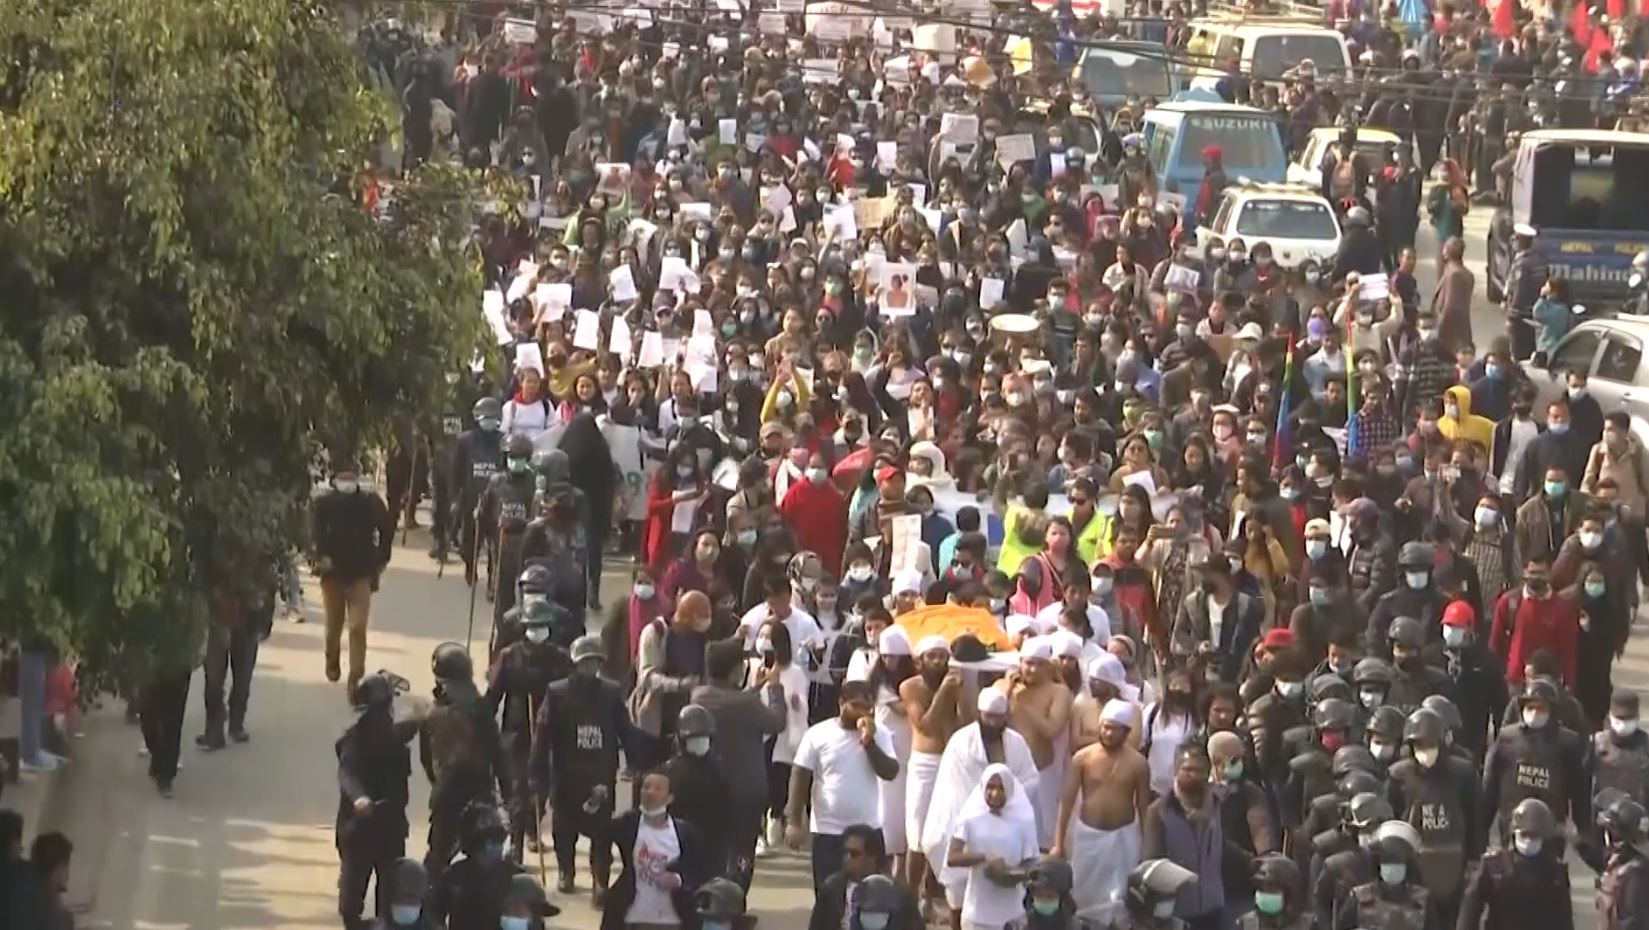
894 604 1013 653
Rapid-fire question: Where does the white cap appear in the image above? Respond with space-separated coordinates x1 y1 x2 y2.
1513 223 1538 238
1005 614 1047 638
1085 653 1141 702
1021 636 1055 662
893 569 925 595
916 635 951 656
1234 322 1265 342
1046 629 1084 659
978 688 1009 716
1100 699 1138 729
878 626 913 657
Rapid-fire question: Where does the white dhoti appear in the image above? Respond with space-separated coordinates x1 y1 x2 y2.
1069 818 1142 923
876 698 913 854
1032 759 1064 850
904 751 944 852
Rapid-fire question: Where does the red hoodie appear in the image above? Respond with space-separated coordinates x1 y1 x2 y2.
780 476 848 576
1491 588 1579 687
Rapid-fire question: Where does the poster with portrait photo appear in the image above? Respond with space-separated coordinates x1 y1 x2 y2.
879 262 917 317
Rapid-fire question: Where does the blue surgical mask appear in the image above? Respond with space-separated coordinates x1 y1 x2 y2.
501 918 531 930
1549 421 1570 435
1254 891 1285 915
1379 863 1407 885
1309 585 1330 607
1545 480 1568 499
392 905 423 925
484 841 505 861
1306 540 1328 561
1587 581 1607 599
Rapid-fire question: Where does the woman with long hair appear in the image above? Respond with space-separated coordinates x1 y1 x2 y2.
750 619 808 855
560 413 623 608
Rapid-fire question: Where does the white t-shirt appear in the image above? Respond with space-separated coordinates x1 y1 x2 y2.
793 719 896 835
624 816 682 925
958 812 1039 929
502 396 558 441
1141 704 1197 797
737 605 823 665
744 660 810 763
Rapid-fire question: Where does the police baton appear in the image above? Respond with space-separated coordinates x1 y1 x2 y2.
401 433 420 550
463 502 485 657
526 697 550 887
482 520 507 660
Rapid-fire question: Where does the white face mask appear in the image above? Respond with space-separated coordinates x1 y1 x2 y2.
1369 740 1395 761
1405 570 1429 590
1612 716 1640 738
525 626 551 645
1153 899 1176 918
1475 507 1499 528
1413 746 1440 768
1379 863 1407 885
1581 531 1603 550
1275 680 1303 699
860 913 891 930
685 735 712 756
1359 689 1383 709
1441 626 1467 648
1514 833 1543 857
333 479 359 494
757 637 775 656
639 802 668 818
1523 708 1549 729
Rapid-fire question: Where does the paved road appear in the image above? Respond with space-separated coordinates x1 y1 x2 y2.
47 204 1640 929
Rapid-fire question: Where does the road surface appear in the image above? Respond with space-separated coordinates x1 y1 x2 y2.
45 205 1636 929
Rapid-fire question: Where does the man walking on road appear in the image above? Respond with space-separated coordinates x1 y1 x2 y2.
311 460 393 697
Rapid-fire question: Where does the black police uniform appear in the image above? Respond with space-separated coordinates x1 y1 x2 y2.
529 670 648 890
449 425 504 582
1481 720 1591 850
483 629 571 859
428 811 523 930
419 674 513 884
1600 845 1649 930
479 466 537 628
335 694 419 928
1455 845 1574 930
1334 879 1436 930
1387 753 1479 924
1595 726 1649 809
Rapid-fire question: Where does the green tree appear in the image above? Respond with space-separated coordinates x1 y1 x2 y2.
0 0 484 674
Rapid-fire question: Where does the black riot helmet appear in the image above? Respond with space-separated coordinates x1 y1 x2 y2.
504 873 560 918
460 801 507 849
1402 707 1446 746
1331 745 1377 779
1309 673 1353 704
695 878 747 919
1353 657 1393 688
1421 694 1462 738
857 875 904 913
472 396 503 426
506 433 534 461
519 564 555 596
677 703 716 739
1347 791 1393 831
1028 856 1075 894
1336 769 1383 801
432 642 472 682
534 447 571 483
1397 542 1434 569
1366 705 1406 744
1598 791 1649 852
1511 798 1557 841
1313 698 1356 733
354 671 400 711
1252 853 1301 900
1388 616 1426 650
388 857 428 903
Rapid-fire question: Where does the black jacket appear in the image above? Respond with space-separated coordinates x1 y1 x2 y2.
311 488 392 582
808 869 923 930
600 811 709 930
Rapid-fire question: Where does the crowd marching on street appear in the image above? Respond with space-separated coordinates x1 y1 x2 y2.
15 0 1649 927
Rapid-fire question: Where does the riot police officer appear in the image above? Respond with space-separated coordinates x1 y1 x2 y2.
369 858 438 930
1420 694 1476 767
491 564 567 656
1597 793 1649 930
427 802 523 930
1240 854 1311 930
480 434 538 628
665 704 730 877
1310 792 1393 929
1304 767 1384 871
1115 858 1198 930
529 634 649 905
498 872 558 930
426 371 481 563
695 876 748 930
1595 690 1649 807
1353 657 1395 715
1368 544 1450 653
1482 678 1591 853
1386 618 1452 715
1333 826 1437 930
450 397 505 585
336 671 420 930
1456 798 1574 930
1006 857 1101 930
1366 705 1406 772
485 598 571 861
420 643 512 884
519 451 589 633
1387 707 1479 929
1284 698 1360 838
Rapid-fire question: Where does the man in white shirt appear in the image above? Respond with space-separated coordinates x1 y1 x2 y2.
785 679 900 892
738 578 822 666
617 770 698 929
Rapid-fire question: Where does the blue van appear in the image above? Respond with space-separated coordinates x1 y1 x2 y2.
1140 101 1288 225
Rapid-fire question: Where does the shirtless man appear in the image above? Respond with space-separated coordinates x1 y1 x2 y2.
1069 652 1139 751
900 636 970 895
1052 699 1150 922
997 636 1074 849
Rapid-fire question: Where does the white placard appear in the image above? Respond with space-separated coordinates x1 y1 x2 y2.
638 331 667 368
1165 264 1200 294
573 309 602 350
877 140 899 172
660 256 697 292
995 133 1036 167
939 113 978 144
609 316 633 356
601 421 658 522
1359 273 1390 302
514 342 545 375
979 276 1006 310
718 119 738 146
694 309 715 337
609 265 639 302
482 290 513 345
880 262 918 318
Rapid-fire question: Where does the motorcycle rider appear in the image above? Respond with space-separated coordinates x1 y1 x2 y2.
450 397 505 586
420 643 512 884
1386 707 1479 929
1456 798 1574 930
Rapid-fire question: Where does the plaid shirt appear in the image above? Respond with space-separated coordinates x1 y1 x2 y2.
1353 407 1403 453
1400 348 1455 423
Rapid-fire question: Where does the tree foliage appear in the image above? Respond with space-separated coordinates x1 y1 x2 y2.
0 0 483 669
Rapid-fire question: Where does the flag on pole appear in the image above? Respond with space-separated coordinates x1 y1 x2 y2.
1346 312 1361 458
1273 335 1295 471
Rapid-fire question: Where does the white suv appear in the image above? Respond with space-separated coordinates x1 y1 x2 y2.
1195 183 1343 277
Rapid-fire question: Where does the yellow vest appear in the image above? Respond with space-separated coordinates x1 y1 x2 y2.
1075 510 1114 567
996 506 1044 577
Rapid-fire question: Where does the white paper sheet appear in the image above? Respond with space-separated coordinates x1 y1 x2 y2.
610 265 639 302
573 309 602 350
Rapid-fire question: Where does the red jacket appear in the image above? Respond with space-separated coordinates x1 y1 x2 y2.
642 474 707 573
1490 588 1579 687
780 477 848 576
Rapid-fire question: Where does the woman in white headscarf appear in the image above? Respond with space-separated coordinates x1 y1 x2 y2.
906 441 956 494
946 763 1040 930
